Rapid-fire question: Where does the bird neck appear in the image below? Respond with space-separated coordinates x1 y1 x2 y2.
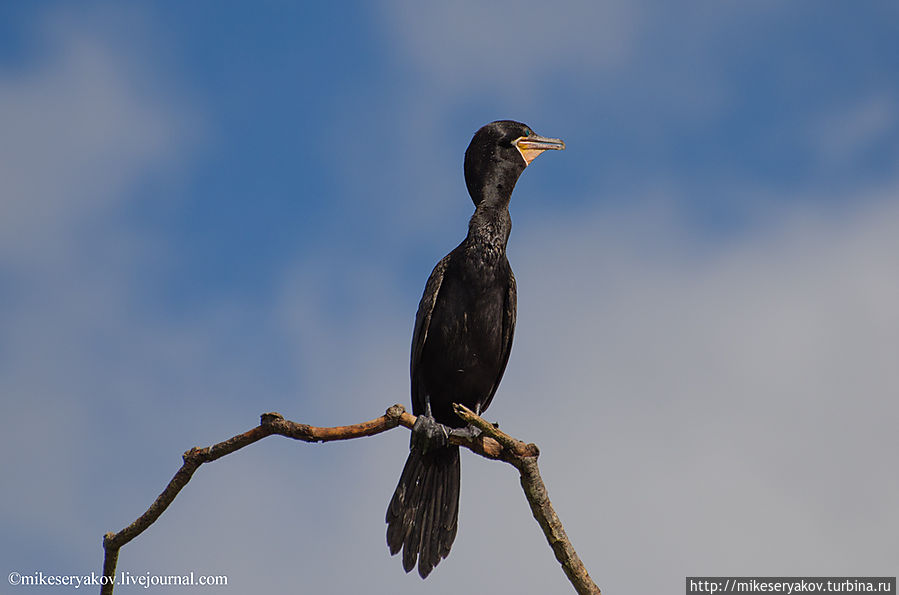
466 206 511 254
466 157 524 210
470 183 514 210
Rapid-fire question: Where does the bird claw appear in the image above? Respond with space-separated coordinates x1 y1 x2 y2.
449 425 482 441
411 414 450 453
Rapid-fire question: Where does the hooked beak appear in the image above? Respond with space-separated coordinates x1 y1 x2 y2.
515 134 565 165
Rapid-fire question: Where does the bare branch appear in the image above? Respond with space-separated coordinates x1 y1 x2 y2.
100 404 599 595
454 404 600 595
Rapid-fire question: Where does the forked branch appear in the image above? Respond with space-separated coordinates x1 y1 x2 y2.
100 405 600 595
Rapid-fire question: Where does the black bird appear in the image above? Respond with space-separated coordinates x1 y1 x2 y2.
386 120 564 578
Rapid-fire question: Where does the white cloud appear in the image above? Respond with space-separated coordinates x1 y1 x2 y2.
0 16 195 271
0 10 210 568
811 93 898 166
376 0 790 113
381 0 643 94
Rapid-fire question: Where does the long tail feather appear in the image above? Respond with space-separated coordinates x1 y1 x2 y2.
386 446 460 578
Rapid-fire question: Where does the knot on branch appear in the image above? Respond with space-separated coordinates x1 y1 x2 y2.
260 413 316 441
182 446 210 465
385 403 407 423
260 412 285 425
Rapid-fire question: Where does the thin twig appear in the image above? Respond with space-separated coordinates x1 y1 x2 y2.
100 404 598 595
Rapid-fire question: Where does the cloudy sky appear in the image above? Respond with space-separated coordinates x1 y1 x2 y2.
1 2 897 593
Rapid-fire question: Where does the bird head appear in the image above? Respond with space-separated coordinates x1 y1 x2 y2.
464 120 565 207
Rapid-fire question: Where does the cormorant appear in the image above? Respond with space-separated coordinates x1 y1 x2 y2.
386 120 565 578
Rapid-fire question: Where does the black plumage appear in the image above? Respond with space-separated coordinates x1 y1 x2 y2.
386 120 564 578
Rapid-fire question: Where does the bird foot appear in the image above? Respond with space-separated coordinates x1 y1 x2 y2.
411 414 450 454
449 425 482 441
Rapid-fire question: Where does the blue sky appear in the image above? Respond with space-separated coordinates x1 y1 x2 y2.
1 2 897 593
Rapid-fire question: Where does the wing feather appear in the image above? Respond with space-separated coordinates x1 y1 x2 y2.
481 268 516 413
410 253 452 415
